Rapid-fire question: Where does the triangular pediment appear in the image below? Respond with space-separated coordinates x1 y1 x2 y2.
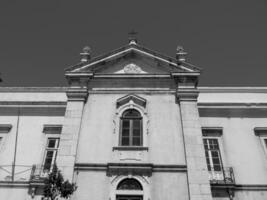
65 43 200 75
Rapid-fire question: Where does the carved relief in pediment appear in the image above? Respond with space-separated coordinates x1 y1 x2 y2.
115 63 147 74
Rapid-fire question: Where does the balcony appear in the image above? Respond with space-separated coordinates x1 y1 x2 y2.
30 164 51 181
0 164 51 183
0 165 33 182
208 167 235 185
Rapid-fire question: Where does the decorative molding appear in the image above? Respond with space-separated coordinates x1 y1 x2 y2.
198 102 267 108
70 46 196 73
74 163 187 174
74 163 107 171
254 127 267 136
0 87 67 93
107 163 153 177
152 164 187 172
66 88 88 102
173 75 199 89
177 89 199 102
234 184 267 191
89 89 176 94
202 127 223 137
0 101 66 106
0 181 30 188
0 124 12 133
116 94 147 108
112 146 149 151
113 97 149 148
93 74 170 78
123 63 144 74
0 107 66 117
43 125 62 134
199 87 267 93
211 183 267 191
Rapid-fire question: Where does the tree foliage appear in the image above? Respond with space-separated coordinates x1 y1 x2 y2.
43 164 77 200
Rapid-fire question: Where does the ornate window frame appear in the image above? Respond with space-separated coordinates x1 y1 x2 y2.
113 94 149 149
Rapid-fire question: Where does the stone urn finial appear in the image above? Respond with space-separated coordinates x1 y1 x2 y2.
80 46 91 62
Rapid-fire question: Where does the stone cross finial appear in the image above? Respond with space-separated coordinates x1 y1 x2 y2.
128 30 138 45
80 46 91 62
176 45 187 63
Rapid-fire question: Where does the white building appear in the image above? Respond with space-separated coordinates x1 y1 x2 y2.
0 40 267 200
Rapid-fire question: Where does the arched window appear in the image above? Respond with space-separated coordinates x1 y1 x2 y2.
117 178 143 190
120 109 142 146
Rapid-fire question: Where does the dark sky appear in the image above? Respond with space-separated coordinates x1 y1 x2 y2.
0 0 267 87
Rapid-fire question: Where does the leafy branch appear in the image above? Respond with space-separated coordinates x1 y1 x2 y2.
43 164 77 200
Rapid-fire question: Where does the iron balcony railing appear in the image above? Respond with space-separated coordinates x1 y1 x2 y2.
0 164 53 182
0 165 33 181
30 164 52 180
208 167 235 184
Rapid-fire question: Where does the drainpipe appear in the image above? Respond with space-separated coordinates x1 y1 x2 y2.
12 107 20 181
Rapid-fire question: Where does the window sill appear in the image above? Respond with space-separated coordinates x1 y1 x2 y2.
112 146 149 151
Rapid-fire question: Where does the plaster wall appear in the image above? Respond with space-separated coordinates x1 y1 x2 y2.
0 114 64 181
0 187 30 200
74 171 189 200
198 92 267 103
76 93 185 165
0 91 66 102
150 172 188 200
200 117 267 184
0 91 66 182
73 171 109 200
235 190 267 200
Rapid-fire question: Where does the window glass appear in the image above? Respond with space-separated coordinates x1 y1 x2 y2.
117 178 143 190
43 138 59 172
120 109 142 146
203 138 223 172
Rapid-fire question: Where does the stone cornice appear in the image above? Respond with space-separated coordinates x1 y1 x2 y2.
0 87 67 93
107 163 153 177
0 124 12 133
198 105 267 118
74 163 187 174
199 87 267 93
0 101 66 106
177 89 199 102
198 102 267 109
43 125 62 134
202 127 223 137
66 88 88 102
0 181 30 188
211 183 267 191
93 74 171 79
254 127 267 136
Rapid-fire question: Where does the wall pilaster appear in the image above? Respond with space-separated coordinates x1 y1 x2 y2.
175 75 213 200
57 85 89 181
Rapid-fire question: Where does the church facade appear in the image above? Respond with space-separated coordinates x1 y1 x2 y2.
0 40 267 200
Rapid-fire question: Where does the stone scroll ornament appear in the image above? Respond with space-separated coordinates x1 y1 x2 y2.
123 63 142 73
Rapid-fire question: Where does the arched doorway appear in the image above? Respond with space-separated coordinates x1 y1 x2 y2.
116 178 143 200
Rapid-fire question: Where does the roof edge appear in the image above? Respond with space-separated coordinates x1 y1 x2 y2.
0 87 68 93
199 87 267 93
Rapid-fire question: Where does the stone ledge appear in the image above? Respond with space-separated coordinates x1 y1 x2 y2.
112 146 149 151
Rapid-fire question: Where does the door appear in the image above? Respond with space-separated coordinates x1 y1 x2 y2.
117 195 143 200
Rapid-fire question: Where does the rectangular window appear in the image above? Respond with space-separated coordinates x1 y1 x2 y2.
203 138 223 172
120 119 142 146
254 127 267 157
43 138 60 172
